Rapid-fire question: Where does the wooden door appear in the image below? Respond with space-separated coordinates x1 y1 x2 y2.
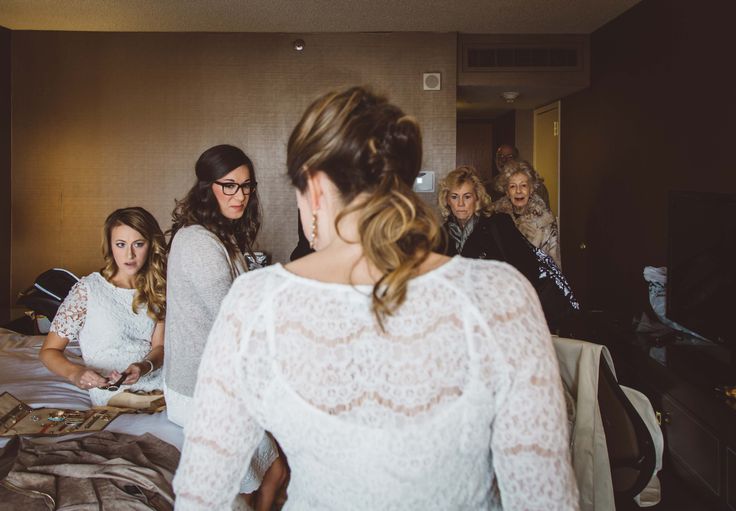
533 102 560 217
456 120 493 185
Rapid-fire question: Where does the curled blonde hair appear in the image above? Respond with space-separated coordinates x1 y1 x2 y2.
101 207 167 321
287 86 441 329
438 165 493 220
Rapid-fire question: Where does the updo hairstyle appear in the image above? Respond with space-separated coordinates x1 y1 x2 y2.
286 86 441 328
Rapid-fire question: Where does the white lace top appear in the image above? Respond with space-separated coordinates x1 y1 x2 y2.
174 257 579 510
49 272 162 406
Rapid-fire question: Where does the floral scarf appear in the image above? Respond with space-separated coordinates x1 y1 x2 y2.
447 214 478 254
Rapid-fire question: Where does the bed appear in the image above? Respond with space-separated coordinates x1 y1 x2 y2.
0 327 183 509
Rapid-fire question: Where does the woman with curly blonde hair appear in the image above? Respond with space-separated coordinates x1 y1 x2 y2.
174 87 578 510
40 207 167 406
439 166 530 264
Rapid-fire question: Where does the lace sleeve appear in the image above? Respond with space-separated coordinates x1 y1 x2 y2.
484 266 579 510
49 280 88 343
173 279 266 510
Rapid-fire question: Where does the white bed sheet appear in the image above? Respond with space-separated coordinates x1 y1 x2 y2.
0 328 183 450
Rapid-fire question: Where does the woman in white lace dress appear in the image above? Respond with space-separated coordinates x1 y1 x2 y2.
40 207 167 406
174 87 579 510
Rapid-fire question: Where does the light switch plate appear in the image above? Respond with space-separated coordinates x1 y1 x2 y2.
413 170 435 193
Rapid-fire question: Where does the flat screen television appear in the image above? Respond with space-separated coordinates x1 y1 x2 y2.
666 191 736 361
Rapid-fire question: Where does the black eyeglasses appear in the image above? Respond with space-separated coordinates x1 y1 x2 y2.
213 180 258 196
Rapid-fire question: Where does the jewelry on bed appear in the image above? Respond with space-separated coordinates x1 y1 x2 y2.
84 412 102 430
1 403 32 429
47 410 66 422
78 412 96 429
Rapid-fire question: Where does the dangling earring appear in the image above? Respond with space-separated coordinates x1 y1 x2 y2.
309 211 318 249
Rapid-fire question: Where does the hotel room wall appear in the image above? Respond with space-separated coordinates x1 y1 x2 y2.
560 0 736 311
1 27 10 322
10 31 456 305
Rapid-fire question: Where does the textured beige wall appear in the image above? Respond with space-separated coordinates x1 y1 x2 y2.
10 31 456 300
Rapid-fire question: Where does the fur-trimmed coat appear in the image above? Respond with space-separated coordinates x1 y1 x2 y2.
493 194 561 267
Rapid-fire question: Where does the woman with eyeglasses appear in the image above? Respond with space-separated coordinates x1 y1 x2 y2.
164 144 285 511
40 207 167 405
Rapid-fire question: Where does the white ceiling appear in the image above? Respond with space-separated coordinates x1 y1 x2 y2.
0 0 640 34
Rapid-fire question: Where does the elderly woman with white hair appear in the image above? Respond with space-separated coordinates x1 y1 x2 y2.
493 160 561 267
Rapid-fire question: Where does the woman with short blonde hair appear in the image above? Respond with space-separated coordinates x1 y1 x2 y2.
438 165 493 221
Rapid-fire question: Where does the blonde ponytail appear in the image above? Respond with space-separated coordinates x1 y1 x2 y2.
355 174 441 328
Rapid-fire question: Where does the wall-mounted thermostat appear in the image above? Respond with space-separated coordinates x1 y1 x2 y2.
413 170 435 193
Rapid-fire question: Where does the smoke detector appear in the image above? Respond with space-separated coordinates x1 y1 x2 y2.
501 91 520 103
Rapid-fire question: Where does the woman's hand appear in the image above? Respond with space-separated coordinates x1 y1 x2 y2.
70 367 107 390
110 361 152 386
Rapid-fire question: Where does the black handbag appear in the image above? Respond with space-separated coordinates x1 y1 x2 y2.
488 222 580 329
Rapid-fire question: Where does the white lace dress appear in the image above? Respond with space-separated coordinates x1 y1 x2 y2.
174 257 579 510
49 272 163 406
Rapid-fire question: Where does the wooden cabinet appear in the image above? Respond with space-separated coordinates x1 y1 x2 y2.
575 312 736 511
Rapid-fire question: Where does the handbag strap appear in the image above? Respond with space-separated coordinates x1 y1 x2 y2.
488 220 508 262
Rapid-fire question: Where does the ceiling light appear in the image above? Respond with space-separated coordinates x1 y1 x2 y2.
501 91 520 103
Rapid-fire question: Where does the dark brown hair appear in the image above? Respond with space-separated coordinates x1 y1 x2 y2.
169 144 261 259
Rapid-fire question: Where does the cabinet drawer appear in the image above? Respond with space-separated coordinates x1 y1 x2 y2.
663 395 721 497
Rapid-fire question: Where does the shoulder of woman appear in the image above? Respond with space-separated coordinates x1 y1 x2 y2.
76 273 101 289
457 257 530 303
492 196 513 214
171 225 226 253
528 195 553 219
225 265 285 303
485 212 513 227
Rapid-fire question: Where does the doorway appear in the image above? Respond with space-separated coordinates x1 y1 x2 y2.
533 101 560 218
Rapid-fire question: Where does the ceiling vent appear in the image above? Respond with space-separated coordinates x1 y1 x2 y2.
459 34 589 78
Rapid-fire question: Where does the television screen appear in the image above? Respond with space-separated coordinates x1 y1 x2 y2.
666 191 736 345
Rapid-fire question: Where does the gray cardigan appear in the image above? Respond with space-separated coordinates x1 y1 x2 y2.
164 225 246 401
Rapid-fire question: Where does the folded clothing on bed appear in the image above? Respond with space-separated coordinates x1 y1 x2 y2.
0 431 178 511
